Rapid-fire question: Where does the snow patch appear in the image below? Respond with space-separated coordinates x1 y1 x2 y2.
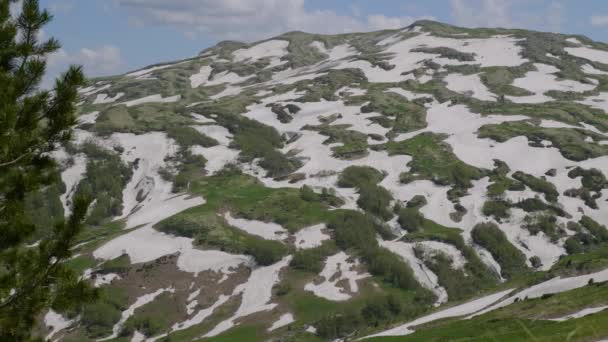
268 313 295 331
45 310 76 340
224 212 288 240
294 224 330 249
565 46 608 64
93 93 125 104
304 252 369 301
444 73 497 101
94 273 121 287
233 40 289 64
120 94 181 107
582 64 608 75
508 63 595 103
578 92 608 112
77 111 100 125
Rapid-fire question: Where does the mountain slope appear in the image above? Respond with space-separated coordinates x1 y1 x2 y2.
35 20 608 341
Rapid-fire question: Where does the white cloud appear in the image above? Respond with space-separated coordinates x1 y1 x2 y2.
450 0 514 28
115 0 431 41
43 45 123 88
367 15 435 31
47 45 123 75
591 15 608 27
450 0 566 33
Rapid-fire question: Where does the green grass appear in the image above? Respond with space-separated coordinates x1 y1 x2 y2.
551 243 608 277
369 282 608 342
303 123 370 159
360 90 427 134
199 325 266 342
386 132 484 200
370 312 608 341
478 121 608 162
122 292 183 338
471 222 528 279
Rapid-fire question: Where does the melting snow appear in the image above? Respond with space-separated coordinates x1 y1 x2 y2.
171 294 231 334
417 241 467 270
578 92 608 112
268 313 295 331
77 111 100 125
336 33 526 83
126 62 184 79
121 94 181 107
304 252 369 301
93 93 125 104
233 40 289 64
59 154 87 216
204 256 292 337
44 310 76 340
471 268 608 318
363 288 514 338
582 64 608 75
94 226 252 275
565 45 608 65
507 63 596 103
100 287 174 341
294 224 330 249
444 73 497 101
379 239 448 306
79 84 111 96
94 273 121 287
190 65 212 88
224 212 288 240
548 305 608 321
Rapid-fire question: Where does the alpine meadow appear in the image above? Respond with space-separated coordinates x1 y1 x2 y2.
3 0 608 341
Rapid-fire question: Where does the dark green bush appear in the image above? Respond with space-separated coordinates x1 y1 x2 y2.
166 125 218 149
471 222 527 279
482 200 511 221
337 166 385 188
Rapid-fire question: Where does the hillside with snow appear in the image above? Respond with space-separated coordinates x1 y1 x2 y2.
35 20 608 341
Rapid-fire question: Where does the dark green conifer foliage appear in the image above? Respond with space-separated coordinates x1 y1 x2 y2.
0 1 96 340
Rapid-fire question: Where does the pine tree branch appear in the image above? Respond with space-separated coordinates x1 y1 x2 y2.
0 256 60 309
0 150 31 167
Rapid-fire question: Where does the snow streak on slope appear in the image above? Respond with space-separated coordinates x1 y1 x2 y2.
58 154 87 216
379 239 448 306
363 288 514 338
470 268 608 318
548 305 608 322
100 287 175 341
121 94 181 107
204 256 292 337
104 132 203 228
268 313 295 331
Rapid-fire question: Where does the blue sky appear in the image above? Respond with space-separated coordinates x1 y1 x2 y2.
35 0 608 83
